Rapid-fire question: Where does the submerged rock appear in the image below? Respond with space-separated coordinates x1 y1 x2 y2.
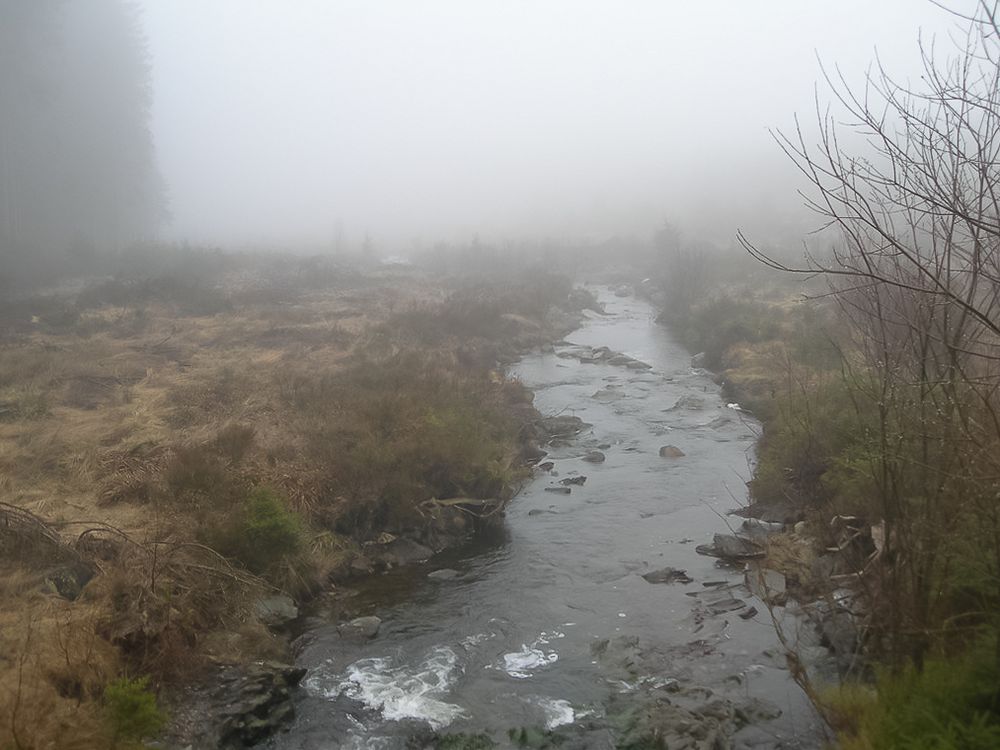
338 615 381 640
544 486 571 494
625 360 653 370
592 387 624 403
427 568 460 581
670 394 706 410
538 415 590 438
582 451 606 463
559 475 587 486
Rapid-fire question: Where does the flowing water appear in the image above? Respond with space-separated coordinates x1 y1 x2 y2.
271 290 823 749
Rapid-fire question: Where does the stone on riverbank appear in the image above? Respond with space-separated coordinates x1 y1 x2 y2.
254 594 299 628
216 662 306 749
696 533 764 561
745 568 787 605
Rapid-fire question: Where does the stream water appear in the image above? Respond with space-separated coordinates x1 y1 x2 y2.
269 290 823 749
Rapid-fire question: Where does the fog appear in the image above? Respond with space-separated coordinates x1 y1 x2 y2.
133 1 973 252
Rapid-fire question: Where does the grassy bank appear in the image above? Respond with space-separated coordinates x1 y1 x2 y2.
654 258 1000 749
0 254 590 747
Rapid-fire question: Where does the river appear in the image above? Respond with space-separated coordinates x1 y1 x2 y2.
269 289 823 749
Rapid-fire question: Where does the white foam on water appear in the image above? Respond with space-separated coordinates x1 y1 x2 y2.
538 697 575 729
343 736 392 750
461 632 495 649
502 643 559 678
312 646 467 730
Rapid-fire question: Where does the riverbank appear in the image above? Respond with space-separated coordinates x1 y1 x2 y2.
648 261 1000 748
0 254 598 748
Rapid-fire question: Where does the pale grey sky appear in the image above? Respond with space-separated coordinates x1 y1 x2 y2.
137 1 976 250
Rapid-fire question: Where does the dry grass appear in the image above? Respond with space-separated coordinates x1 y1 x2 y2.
0 262 572 747
0 267 441 746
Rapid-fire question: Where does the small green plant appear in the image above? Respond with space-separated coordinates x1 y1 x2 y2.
103 676 166 747
206 486 304 574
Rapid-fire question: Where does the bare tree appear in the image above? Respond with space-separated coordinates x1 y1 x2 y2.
740 1 1000 669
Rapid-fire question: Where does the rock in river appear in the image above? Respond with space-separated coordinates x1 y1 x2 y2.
427 568 460 581
338 615 382 640
659 445 686 458
696 533 764 561
582 450 606 463
538 415 591 438
641 567 693 584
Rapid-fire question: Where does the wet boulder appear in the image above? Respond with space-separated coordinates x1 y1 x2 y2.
338 615 382 640
696 533 764 561
254 594 299 628
625 360 653 370
216 662 307 749
582 450 606 463
659 445 686 458
538 415 590 438
642 567 693 585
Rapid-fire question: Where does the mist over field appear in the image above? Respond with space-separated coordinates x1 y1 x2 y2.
5 3 1000 748
137 0 962 251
